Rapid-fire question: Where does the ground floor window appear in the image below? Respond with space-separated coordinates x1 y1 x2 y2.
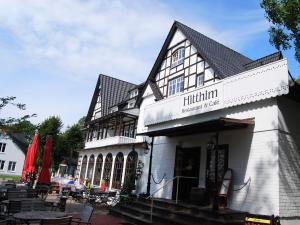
0 160 5 170
112 152 124 189
7 161 16 172
93 154 103 185
102 153 113 184
125 151 138 179
80 156 87 182
0 143 6 153
86 155 95 180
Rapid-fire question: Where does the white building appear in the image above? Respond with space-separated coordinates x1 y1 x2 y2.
78 21 300 224
135 21 300 225
77 75 146 190
0 132 26 177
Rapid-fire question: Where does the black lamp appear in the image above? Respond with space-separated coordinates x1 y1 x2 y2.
142 141 150 154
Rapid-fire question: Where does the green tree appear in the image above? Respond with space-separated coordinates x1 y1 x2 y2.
261 0 300 63
38 116 63 170
56 117 86 165
0 96 36 131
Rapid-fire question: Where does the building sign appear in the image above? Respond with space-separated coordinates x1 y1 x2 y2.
144 59 289 126
182 82 223 115
244 214 273 225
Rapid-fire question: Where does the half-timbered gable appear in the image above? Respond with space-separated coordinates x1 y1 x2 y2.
137 21 253 105
155 29 219 98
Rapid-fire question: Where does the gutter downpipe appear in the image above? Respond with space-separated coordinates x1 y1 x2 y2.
146 136 154 196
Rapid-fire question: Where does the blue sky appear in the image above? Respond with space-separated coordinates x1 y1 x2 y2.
1 0 299 128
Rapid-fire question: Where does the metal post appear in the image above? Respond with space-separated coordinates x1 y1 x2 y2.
150 198 154 222
146 137 154 196
176 176 179 204
213 132 219 211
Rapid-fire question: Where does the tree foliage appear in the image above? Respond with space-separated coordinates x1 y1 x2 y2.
261 0 300 63
56 118 86 165
37 116 63 170
0 96 36 130
37 116 85 171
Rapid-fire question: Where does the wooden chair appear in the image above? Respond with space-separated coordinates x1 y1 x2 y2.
0 219 7 225
41 216 72 225
20 200 46 212
7 189 27 199
27 189 38 198
7 200 21 215
71 205 93 225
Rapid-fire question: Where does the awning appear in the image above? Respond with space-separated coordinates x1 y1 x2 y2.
137 117 254 137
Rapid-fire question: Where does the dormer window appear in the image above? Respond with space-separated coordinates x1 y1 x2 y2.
171 48 185 67
130 89 138 98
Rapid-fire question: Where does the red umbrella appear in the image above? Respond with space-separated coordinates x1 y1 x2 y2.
21 144 31 180
37 135 53 184
27 130 39 174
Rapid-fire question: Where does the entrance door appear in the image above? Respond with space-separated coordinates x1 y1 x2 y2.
205 145 228 194
172 146 201 201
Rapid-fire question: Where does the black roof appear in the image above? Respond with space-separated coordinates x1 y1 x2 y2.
86 74 136 123
137 21 282 106
177 21 252 78
8 133 28 154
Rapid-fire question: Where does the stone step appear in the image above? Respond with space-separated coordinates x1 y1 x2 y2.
135 198 246 221
111 201 244 225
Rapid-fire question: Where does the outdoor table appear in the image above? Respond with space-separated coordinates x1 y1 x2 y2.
13 210 67 225
1 198 42 205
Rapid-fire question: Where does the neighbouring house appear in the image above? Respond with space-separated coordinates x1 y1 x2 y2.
0 132 27 177
135 21 300 224
77 74 146 190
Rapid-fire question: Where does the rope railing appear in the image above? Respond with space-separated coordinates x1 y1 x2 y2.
147 176 198 222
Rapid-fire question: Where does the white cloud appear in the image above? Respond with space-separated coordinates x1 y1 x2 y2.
0 0 268 84
0 0 173 83
0 1 271 127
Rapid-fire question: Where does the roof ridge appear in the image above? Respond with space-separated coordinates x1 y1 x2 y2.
175 21 252 61
99 73 137 86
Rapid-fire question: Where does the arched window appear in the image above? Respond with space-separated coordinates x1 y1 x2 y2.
93 154 103 185
86 155 95 180
112 152 124 189
102 153 113 184
80 155 87 182
171 47 185 67
125 151 138 180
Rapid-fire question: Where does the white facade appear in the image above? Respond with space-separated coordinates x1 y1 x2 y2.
135 25 300 225
138 83 300 221
0 134 25 177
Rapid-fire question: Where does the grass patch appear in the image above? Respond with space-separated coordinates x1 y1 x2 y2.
0 175 21 182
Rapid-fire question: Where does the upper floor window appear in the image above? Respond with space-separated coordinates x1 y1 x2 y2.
171 48 185 67
0 160 5 170
196 74 204 87
0 143 6 153
168 76 184 96
8 161 16 172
